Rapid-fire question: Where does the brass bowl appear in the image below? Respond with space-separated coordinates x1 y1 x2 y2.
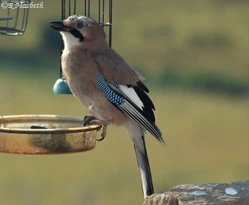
0 115 101 154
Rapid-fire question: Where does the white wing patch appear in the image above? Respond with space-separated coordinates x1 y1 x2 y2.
118 85 144 110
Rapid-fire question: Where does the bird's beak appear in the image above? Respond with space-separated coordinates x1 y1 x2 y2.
50 21 71 32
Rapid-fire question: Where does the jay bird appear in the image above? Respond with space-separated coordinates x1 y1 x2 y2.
50 15 164 198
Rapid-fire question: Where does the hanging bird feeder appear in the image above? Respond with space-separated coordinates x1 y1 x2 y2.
53 0 113 94
0 0 30 35
0 0 112 154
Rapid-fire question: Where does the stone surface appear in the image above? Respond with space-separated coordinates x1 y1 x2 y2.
144 180 249 205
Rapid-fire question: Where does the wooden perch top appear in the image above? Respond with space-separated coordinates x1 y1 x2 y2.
144 180 249 205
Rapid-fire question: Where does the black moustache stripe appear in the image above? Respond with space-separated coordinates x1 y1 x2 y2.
69 28 84 42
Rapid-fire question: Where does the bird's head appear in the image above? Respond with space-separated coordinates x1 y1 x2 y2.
50 15 106 50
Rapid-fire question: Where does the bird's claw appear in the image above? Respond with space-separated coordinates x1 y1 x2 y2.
83 116 107 141
83 115 97 126
97 134 105 141
97 125 107 141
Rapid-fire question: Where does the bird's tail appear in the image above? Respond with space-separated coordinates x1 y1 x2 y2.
125 120 154 198
134 136 154 198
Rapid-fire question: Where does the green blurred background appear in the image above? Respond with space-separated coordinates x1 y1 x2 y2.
0 0 248 204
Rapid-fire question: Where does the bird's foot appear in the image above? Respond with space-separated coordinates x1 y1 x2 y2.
83 116 108 141
83 115 97 126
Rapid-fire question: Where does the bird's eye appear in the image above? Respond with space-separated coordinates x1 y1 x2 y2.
76 22 84 29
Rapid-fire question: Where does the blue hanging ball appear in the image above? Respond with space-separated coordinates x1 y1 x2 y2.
53 78 72 94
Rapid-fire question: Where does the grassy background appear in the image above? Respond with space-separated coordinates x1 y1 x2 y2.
0 0 248 204
1 0 249 80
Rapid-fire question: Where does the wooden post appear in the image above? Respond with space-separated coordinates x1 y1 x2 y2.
144 180 249 205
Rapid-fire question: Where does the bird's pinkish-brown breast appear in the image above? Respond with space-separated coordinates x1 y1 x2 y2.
61 47 128 125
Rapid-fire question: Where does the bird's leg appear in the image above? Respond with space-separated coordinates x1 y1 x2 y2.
83 116 109 141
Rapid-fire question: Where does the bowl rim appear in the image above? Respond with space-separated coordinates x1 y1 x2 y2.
0 115 102 134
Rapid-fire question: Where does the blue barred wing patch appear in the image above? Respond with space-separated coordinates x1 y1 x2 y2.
97 73 125 105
